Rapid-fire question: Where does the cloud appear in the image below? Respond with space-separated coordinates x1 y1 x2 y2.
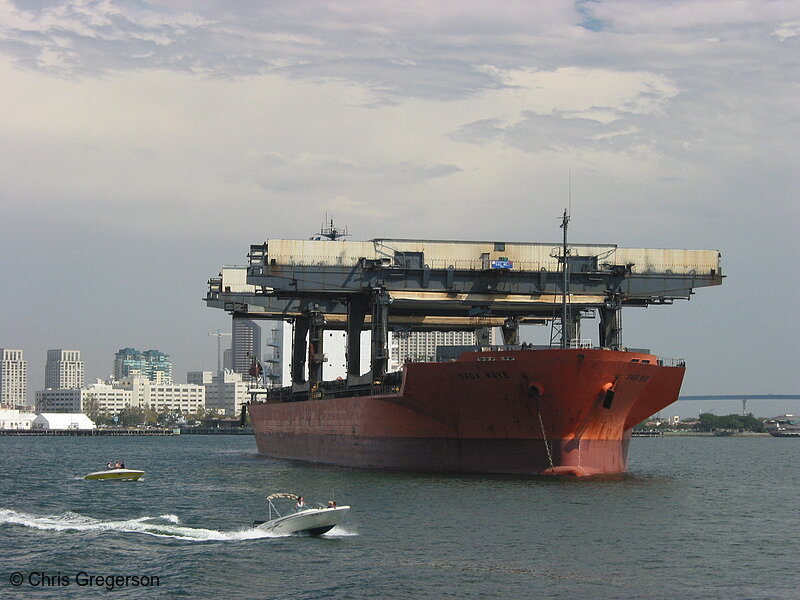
323 195 392 220
0 0 219 75
446 66 678 158
771 20 800 40
450 113 642 154
584 0 799 33
226 150 461 193
0 0 519 99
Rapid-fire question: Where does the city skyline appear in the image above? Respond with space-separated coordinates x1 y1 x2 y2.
4 338 800 420
1 1 798 407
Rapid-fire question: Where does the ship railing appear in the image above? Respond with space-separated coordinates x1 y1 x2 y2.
424 258 553 271
657 357 686 367
250 387 297 403
250 380 401 403
371 384 401 396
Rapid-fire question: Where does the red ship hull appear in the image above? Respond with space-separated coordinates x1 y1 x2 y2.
249 348 684 476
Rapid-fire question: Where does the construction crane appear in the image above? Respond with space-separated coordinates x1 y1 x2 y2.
208 329 231 373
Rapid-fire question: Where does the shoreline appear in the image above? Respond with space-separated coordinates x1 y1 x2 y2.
662 431 771 437
0 427 253 436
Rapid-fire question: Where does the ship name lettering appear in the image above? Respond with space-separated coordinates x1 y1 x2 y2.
625 374 651 383
483 370 511 379
458 372 482 380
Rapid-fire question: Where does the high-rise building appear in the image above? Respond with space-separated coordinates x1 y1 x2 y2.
0 349 27 408
113 348 172 384
231 319 261 380
45 349 84 389
114 348 145 380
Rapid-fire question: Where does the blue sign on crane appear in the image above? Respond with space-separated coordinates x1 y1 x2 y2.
491 260 513 270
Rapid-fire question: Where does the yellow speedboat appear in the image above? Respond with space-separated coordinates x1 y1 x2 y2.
84 469 144 481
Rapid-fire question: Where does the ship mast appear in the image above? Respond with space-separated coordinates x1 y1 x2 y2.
319 217 348 240
560 209 571 349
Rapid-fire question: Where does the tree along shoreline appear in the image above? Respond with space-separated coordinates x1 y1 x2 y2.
637 413 767 434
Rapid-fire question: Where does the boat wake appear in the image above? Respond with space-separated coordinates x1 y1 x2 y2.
0 508 283 542
320 525 358 538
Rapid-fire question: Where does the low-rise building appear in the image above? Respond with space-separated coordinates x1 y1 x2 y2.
36 375 205 416
0 408 36 430
134 380 205 414
187 371 214 385
36 380 132 414
84 380 134 414
203 370 250 417
36 387 89 413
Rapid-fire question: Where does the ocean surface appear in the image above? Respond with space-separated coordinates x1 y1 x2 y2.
1 434 797 599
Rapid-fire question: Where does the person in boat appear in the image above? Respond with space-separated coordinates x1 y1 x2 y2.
295 495 306 511
114 460 125 469
327 501 337 508
106 462 113 470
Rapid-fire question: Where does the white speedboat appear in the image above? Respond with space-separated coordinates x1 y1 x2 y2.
254 493 349 536
84 469 145 481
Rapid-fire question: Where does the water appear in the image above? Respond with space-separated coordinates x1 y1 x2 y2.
1 435 797 599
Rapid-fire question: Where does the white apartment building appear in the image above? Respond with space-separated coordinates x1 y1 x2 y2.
45 349 84 389
136 380 205 414
390 330 495 369
0 348 27 408
37 380 131 414
36 376 204 416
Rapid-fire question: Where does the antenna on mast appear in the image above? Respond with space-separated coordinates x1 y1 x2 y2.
568 164 572 217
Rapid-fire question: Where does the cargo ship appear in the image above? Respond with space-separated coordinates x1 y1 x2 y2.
207 217 722 476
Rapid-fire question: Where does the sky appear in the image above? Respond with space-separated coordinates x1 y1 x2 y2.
1 0 798 417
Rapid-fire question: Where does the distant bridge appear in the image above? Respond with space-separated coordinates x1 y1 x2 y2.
678 395 800 401
677 394 800 415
